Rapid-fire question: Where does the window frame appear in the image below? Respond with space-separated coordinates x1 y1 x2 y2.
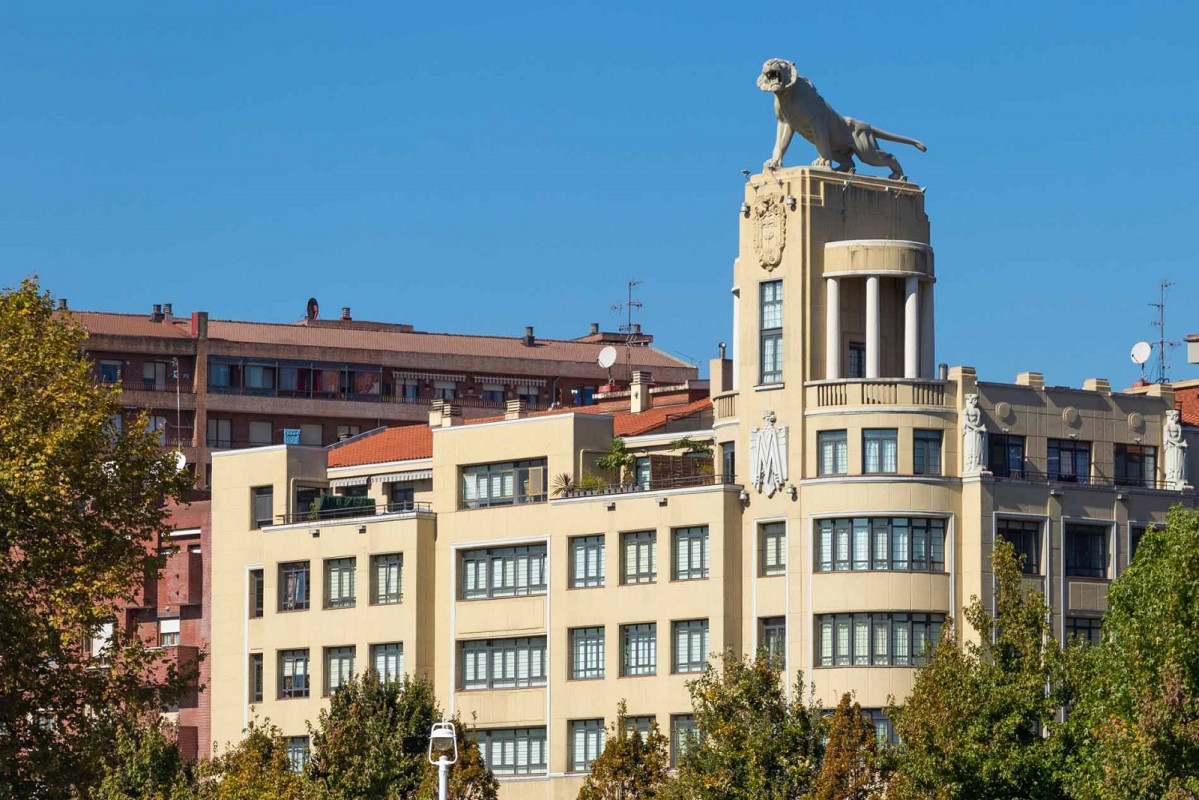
1064 522 1109 579
758 280 783 385
672 526 709 582
621 530 657 585
278 649 310 699
278 561 310 612
249 569 264 618
569 627 605 681
1065 615 1103 646
912 429 943 476
569 719 605 773
371 642 404 683
323 645 356 696
460 458 547 508
371 553 403 605
818 430 848 476
475 727 547 776
815 517 947 573
285 736 310 774
1114 443 1157 488
862 428 899 474
759 522 786 576
621 622 657 677
996 518 1042 575
672 619 710 674
759 616 786 666
1048 438 1092 484
815 612 944 668
251 486 273 529
460 544 548 600
569 535 605 589
459 637 548 690
323 557 356 609
670 715 698 767
250 653 263 702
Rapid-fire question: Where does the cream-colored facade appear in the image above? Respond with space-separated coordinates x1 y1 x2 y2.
209 167 1198 798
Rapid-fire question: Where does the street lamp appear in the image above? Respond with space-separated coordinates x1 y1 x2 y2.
427 720 458 800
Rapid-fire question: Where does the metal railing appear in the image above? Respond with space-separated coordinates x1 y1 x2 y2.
992 469 1177 490
559 473 734 498
274 500 433 526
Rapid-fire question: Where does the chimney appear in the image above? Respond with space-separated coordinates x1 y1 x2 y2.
163 303 173 317
57 298 68 311
1016 371 1045 389
524 326 535 347
632 323 642 335
340 307 352 321
589 322 599 335
505 399 527 420
440 404 461 427
150 304 163 322
937 363 948 380
428 399 445 428
1082 377 1111 394
631 371 654 414
191 311 209 339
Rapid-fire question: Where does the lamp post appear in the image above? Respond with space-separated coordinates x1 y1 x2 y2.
427 720 458 800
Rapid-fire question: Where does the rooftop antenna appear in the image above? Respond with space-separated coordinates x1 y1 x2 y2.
1130 340 1151 383
610 279 643 383
1148 279 1179 384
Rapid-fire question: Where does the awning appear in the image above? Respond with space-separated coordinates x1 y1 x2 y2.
392 370 465 382
371 469 433 484
473 375 547 387
329 476 369 488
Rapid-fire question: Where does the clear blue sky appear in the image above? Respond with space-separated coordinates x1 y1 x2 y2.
3 1 1197 387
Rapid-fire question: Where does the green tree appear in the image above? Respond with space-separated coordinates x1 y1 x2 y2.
664 652 824 800
888 538 1070 800
91 716 192 800
0 279 194 799
1064 508 1199 800
577 700 670 800
415 713 498 800
811 694 889 800
194 719 310 800
594 438 636 482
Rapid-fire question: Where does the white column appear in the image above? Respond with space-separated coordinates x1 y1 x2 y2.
920 281 936 379
825 277 841 380
865 275 880 379
904 276 919 379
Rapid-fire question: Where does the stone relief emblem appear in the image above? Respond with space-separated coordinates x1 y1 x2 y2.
749 409 788 496
752 194 786 271
1164 409 1189 490
961 393 987 475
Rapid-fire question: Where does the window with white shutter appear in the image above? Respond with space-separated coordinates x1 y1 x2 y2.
672 619 709 674
371 643 403 682
458 545 547 599
371 553 402 604
324 646 355 695
475 728 547 775
621 531 656 585
323 558 355 609
458 637 546 690
569 627 605 680
672 527 709 581
621 623 657 676
569 719 605 772
760 522 786 576
570 535 605 588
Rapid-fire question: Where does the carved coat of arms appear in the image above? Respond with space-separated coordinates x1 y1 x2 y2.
752 195 786 271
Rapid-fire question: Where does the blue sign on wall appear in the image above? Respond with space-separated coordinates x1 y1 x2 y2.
283 428 301 445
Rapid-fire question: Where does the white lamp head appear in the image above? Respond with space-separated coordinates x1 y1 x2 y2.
428 721 458 764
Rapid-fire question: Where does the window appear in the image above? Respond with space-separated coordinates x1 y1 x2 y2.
635 457 651 489
1066 616 1103 646
721 442 736 482
570 720 605 772
569 627 605 680
847 343 866 379
249 569 264 618
673 526 709 581
673 619 709 674
244 364 276 393
398 380 419 401
1115 444 1156 488
621 531 657 585
278 562 310 611
90 621 114 662
570 536 605 589
760 617 786 665
279 649 310 698
913 430 942 475
207 418 232 448
208 360 232 389
299 424 323 446
158 618 180 647
1065 523 1108 578
434 381 457 400
293 486 324 519
371 554 403 604
517 385 540 410
475 728 547 776
324 558 356 609
372 643 403 682
248 420 273 445
461 459 547 508
337 425 361 440
459 637 547 690
460 545 547 599
863 709 900 746
285 737 309 773
1049 439 1092 484
621 623 657 676
988 434 1026 478
815 518 946 572
251 486 273 529
481 384 505 404
625 716 655 738
759 280 783 384
996 518 1041 575
99 360 122 383
323 646 355 695
389 484 415 510
143 361 168 390
571 386 597 406
250 654 263 702
1130 524 1148 561
816 613 944 667
760 522 786 576
818 430 848 476
148 416 168 446
671 715 697 767
863 429 898 474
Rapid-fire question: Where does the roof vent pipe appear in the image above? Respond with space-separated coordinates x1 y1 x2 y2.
589 322 599 335
938 363 948 380
718 341 727 359
632 323 642 335
524 326 535 347
340 307 352 321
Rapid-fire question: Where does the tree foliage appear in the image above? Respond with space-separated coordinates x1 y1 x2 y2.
194 719 312 800
812 694 889 800
1064 508 1199 800
577 700 670 800
0 278 193 799
92 716 192 800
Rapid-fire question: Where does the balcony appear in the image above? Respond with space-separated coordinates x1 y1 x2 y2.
559 473 734 499
991 468 1182 492
273 500 433 526
157 548 202 611
805 379 954 409
713 392 737 421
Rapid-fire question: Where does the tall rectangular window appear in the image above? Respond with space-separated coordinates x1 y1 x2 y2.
996 518 1041 574
816 613 944 667
460 545 547 599
158 618 180 647
671 715 698 767
818 430 848 476
475 728 547 776
760 522 786 576
569 627 605 680
989 434 1026 478
279 649 309 698
1066 616 1103 646
251 486 273 529
621 531 657 585
285 737 309 774
814 518 945 572
278 562 310 612
863 429 898 474
672 619 709 674
371 553 403 604
250 653 263 702
372 643 403 682
672 526 709 581
207 418 232 448
721 442 736 482
1049 439 1092 484
759 280 783 384
913 430 943 475
99 360 122 383
759 617 786 666
1065 523 1108 578
570 535 605 589
324 558 356 609
570 719 605 772
1130 524 1148 561
1115 444 1156 488
249 569 264 618
324 646 355 695
847 343 866 379
621 623 657 676
459 637 547 690
248 421 273 446
461 459 547 508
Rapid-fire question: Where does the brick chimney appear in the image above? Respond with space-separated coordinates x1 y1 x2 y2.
523 326 535 347
589 322 599 335
340 307 352 321
631 371 654 414
57 298 68 310
505 399 527 420
163 303 173 317
150 304 163 323
191 311 209 339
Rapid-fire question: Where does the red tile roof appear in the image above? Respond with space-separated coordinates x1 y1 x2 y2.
66 311 191 339
1177 384 1199 427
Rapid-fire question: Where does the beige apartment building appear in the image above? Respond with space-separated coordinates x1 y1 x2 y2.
208 167 1198 797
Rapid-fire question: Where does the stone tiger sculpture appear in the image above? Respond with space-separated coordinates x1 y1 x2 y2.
757 58 926 181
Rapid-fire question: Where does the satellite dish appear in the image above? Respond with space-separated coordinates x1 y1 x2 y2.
174 451 188 472
597 346 618 370
1130 341 1152 365
306 297 319 321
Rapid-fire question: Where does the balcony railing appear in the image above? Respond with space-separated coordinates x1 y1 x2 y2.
992 469 1177 490
805 379 954 409
119 379 195 394
274 500 433 526
713 392 737 421
559 473 734 499
210 384 514 409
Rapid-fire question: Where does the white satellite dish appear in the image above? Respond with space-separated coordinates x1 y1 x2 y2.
597 346 618 370
1130 341 1152 365
174 451 187 472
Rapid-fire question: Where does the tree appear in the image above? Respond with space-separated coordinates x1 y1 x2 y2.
92 716 192 800
594 438 636 482
194 719 310 800
0 279 193 799
811 694 889 800
1064 508 1199 800
664 652 824 800
577 700 670 800
415 713 498 800
888 538 1071 800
